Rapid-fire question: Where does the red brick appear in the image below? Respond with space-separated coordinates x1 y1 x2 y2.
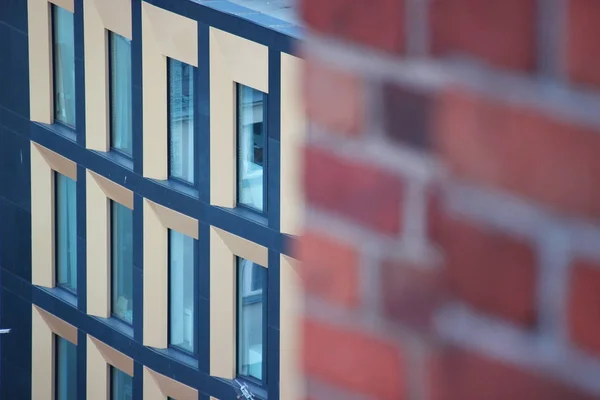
381 260 447 332
295 231 360 308
434 88 600 220
429 0 537 71
566 0 600 89
568 259 600 357
304 57 365 135
304 146 404 235
429 347 595 400
430 208 537 326
303 318 406 400
301 0 405 53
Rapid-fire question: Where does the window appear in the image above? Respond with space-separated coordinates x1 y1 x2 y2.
55 172 77 293
52 5 76 127
111 367 133 400
111 202 133 324
55 336 77 400
169 230 195 352
168 59 195 184
237 84 267 212
237 257 267 382
109 32 133 156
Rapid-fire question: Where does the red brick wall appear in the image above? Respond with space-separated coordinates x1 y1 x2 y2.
298 0 600 399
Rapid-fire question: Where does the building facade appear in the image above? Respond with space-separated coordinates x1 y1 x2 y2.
0 0 303 399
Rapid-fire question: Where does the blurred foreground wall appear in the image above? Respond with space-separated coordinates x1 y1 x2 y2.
298 0 600 399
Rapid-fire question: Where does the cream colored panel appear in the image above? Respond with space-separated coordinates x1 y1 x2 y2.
143 200 168 348
89 171 134 209
280 54 305 236
213 227 268 267
148 200 199 239
209 227 236 379
31 142 54 287
144 367 198 400
86 170 110 318
90 336 134 376
84 0 132 151
35 305 78 344
141 2 199 179
49 0 74 12
209 28 268 207
87 336 109 400
32 305 54 400
28 0 53 123
280 255 304 400
34 142 78 180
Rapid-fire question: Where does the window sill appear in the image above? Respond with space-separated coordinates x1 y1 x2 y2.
93 149 134 171
229 206 268 226
153 178 199 199
97 316 134 338
235 376 267 400
33 121 77 143
153 346 198 369
40 286 78 308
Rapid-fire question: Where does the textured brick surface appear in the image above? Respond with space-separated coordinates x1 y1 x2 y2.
303 318 406 400
429 0 537 71
304 146 404 235
568 259 600 357
566 0 600 88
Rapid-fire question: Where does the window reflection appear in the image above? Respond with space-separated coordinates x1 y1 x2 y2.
110 32 132 155
52 5 76 127
169 230 195 352
55 336 77 400
111 367 133 400
55 172 77 293
111 201 133 324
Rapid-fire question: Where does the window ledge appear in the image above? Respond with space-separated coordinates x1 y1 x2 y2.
153 178 199 199
96 316 134 338
40 286 78 308
33 121 77 143
227 206 268 226
93 149 134 171
234 376 267 400
152 347 199 369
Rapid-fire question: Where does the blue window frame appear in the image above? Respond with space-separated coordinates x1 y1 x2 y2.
111 201 133 324
237 257 267 383
109 32 133 156
55 336 77 400
52 5 76 127
236 84 267 213
168 229 195 353
55 172 77 293
111 367 133 400
168 58 195 184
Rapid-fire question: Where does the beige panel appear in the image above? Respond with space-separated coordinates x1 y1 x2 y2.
32 305 54 400
144 367 198 400
141 2 198 180
35 305 78 344
28 0 53 123
86 170 110 318
84 0 132 151
213 227 268 267
209 227 236 379
49 0 74 12
143 200 168 348
280 54 305 236
90 336 134 376
209 28 268 207
87 335 109 400
148 200 199 239
280 255 304 400
31 142 54 287
33 142 78 180
89 170 134 209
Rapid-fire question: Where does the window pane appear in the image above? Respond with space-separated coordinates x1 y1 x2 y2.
52 6 76 127
237 257 266 381
110 32 132 155
168 59 195 183
55 172 77 293
111 367 133 400
111 202 133 324
237 85 266 212
169 230 195 352
55 336 77 400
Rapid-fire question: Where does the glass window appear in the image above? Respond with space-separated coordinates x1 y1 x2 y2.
237 257 267 381
111 367 133 400
109 32 132 156
168 59 195 184
237 84 266 212
52 5 76 127
55 172 77 293
169 230 195 352
111 202 133 324
55 336 77 400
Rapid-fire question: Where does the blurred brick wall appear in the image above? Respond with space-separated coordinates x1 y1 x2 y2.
297 0 600 399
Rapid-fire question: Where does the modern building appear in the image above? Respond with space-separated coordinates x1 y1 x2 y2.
0 0 304 399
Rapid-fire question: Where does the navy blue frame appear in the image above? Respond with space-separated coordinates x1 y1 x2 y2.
0 0 301 399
